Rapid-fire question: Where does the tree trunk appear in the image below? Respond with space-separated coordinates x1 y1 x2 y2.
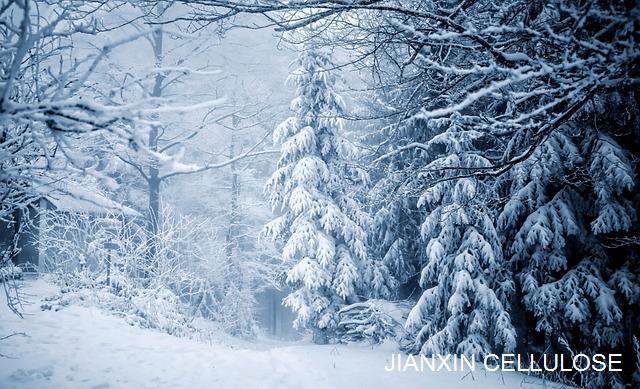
146 11 165 273
225 117 240 260
223 115 248 335
225 115 242 283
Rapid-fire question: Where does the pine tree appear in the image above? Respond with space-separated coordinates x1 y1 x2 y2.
498 131 585 343
368 191 421 299
498 91 639 387
263 46 369 343
405 113 517 357
363 88 432 299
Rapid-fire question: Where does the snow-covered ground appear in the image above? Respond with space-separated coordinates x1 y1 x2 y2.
1 278 566 389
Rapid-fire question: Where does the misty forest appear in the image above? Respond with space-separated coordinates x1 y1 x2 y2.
0 1 639 388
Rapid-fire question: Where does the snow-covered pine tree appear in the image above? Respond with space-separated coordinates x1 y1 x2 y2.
263 45 370 343
498 91 639 387
368 202 412 298
362 84 432 300
405 113 517 357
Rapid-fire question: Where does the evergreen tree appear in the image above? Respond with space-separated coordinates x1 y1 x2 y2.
405 113 517 357
363 87 432 300
498 91 639 387
263 46 370 343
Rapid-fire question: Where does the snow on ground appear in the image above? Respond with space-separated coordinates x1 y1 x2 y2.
1 278 566 389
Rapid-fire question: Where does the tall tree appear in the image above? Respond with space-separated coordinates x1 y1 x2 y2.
405 113 517 357
498 91 639 388
264 45 369 343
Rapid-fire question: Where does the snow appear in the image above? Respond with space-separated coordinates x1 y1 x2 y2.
38 178 139 217
1 278 568 389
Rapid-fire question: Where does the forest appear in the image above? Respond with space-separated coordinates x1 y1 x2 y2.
0 1 638 388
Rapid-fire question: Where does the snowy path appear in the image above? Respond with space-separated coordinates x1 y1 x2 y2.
1 279 563 389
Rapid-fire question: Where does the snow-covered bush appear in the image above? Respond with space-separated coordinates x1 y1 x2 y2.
37 203 280 339
336 300 407 345
0 264 22 282
36 207 231 338
1 248 25 317
126 285 193 335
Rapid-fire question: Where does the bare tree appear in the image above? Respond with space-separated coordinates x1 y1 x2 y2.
0 0 162 312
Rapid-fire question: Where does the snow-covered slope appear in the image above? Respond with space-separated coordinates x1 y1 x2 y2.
0 279 566 389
